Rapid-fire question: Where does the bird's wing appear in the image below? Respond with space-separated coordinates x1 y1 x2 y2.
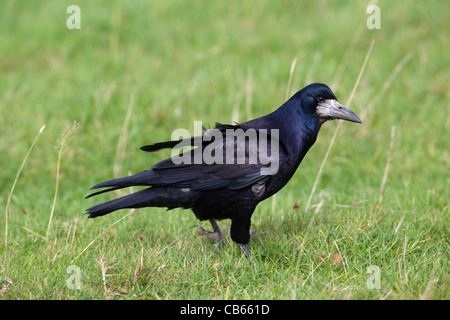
140 122 237 152
148 123 281 191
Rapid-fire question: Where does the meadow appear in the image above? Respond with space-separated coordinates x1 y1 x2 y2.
0 0 448 299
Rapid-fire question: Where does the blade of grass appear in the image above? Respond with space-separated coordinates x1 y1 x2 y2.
360 53 413 121
113 93 135 179
46 121 79 241
5 124 46 247
331 0 380 90
378 125 396 207
272 57 299 214
245 68 253 120
74 209 135 262
285 57 298 100
21 226 46 241
305 39 375 212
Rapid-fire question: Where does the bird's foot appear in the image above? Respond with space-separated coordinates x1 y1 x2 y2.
191 225 223 249
237 243 251 259
236 231 256 259
191 219 223 251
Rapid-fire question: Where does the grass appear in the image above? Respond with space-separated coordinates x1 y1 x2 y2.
0 0 448 299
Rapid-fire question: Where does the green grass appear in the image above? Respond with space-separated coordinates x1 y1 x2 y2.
0 0 448 299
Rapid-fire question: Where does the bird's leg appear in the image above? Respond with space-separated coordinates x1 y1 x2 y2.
237 243 251 259
191 219 223 250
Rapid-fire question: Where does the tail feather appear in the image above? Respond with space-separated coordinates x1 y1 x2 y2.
88 170 159 194
90 170 158 189
85 187 199 218
86 170 162 218
85 186 123 199
86 188 157 218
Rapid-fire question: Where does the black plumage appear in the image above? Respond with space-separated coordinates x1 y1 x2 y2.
86 83 361 257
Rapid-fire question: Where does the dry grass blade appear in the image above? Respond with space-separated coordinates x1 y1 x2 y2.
272 57 299 215
46 121 79 241
4 124 46 247
360 53 413 120
245 68 253 120
378 125 396 207
74 209 135 261
285 57 298 100
305 39 375 212
114 93 135 179
331 0 380 90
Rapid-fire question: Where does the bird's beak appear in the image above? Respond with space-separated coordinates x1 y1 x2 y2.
317 99 362 124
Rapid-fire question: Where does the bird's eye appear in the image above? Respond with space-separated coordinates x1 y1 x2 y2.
317 96 324 103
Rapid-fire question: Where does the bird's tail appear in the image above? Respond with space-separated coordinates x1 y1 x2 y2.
86 186 198 218
85 170 161 218
86 170 199 218
86 170 157 198
85 188 156 218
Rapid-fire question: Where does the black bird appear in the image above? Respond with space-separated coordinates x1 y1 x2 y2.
86 83 361 257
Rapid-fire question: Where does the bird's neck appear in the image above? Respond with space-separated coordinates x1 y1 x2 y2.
240 102 321 163
271 106 321 161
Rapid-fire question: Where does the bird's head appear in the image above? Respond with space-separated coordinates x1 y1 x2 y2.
297 83 362 125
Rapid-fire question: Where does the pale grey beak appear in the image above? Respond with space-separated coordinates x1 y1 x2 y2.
316 99 362 124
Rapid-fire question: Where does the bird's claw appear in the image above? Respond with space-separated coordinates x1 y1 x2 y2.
191 219 256 259
237 243 252 259
191 221 223 251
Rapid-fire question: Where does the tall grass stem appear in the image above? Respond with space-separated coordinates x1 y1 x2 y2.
4 125 46 247
305 40 375 212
